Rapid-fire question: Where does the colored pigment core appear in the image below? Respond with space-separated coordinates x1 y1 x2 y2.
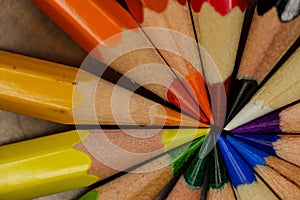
232 133 280 155
168 137 205 175
227 136 269 167
209 146 230 189
162 128 209 151
190 0 247 15
218 136 256 188
232 110 281 134
183 150 207 187
184 71 212 123
257 0 300 22
79 190 99 200
167 79 205 122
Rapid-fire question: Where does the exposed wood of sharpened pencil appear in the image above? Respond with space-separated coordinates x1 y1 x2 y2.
0 128 208 199
207 145 235 200
0 50 206 127
232 134 300 167
166 133 215 199
218 136 277 200
225 46 300 130
32 0 206 123
226 0 300 123
227 135 300 199
232 102 300 134
79 136 205 200
121 0 212 123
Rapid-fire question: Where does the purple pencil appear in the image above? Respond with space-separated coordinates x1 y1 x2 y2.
232 103 300 134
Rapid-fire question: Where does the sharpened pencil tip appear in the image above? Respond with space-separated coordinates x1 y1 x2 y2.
79 190 99 200
226 79 258 125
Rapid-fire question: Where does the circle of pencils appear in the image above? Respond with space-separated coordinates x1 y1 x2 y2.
0 0 299 200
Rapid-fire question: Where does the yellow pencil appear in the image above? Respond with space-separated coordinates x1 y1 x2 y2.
0 128 209 199
0 50 206 127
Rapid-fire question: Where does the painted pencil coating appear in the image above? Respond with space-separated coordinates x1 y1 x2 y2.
190 0 247 15
0 50 205 126
0 128 208 199
35 0 211 123
191 0 249 125
0 130 98 199
0 50 81 124
191 0 247 86
32 0 137 51
227 135 300 199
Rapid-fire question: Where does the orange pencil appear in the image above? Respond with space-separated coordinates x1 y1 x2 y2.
32 0 208 123
120 0 212 123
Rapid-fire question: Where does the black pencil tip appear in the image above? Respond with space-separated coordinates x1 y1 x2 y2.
225 79 258 126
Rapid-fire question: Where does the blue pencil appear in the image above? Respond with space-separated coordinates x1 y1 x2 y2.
227 135 300 199
217 136 276 200
232 133 300 167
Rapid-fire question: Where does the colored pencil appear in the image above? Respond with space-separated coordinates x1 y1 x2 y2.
207 146 235 200
190 0 248 92
79 135 205 200
227 135 300 199
228 134 300 186
165 160 207 199
232 133 300 167
119 0 212 123
225 46 300 130
32 0 207 123
190 0 250 126
217 135 277 200
0 128 208 199
227 0 300 122
232 102 300 134
0 50 206 127
165 133 215 199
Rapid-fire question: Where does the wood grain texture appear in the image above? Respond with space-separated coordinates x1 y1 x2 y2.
0 0 87 199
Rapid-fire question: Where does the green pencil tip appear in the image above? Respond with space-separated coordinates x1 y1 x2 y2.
79 190 99 200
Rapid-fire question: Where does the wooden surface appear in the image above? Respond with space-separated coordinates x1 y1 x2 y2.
0 0 88 199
